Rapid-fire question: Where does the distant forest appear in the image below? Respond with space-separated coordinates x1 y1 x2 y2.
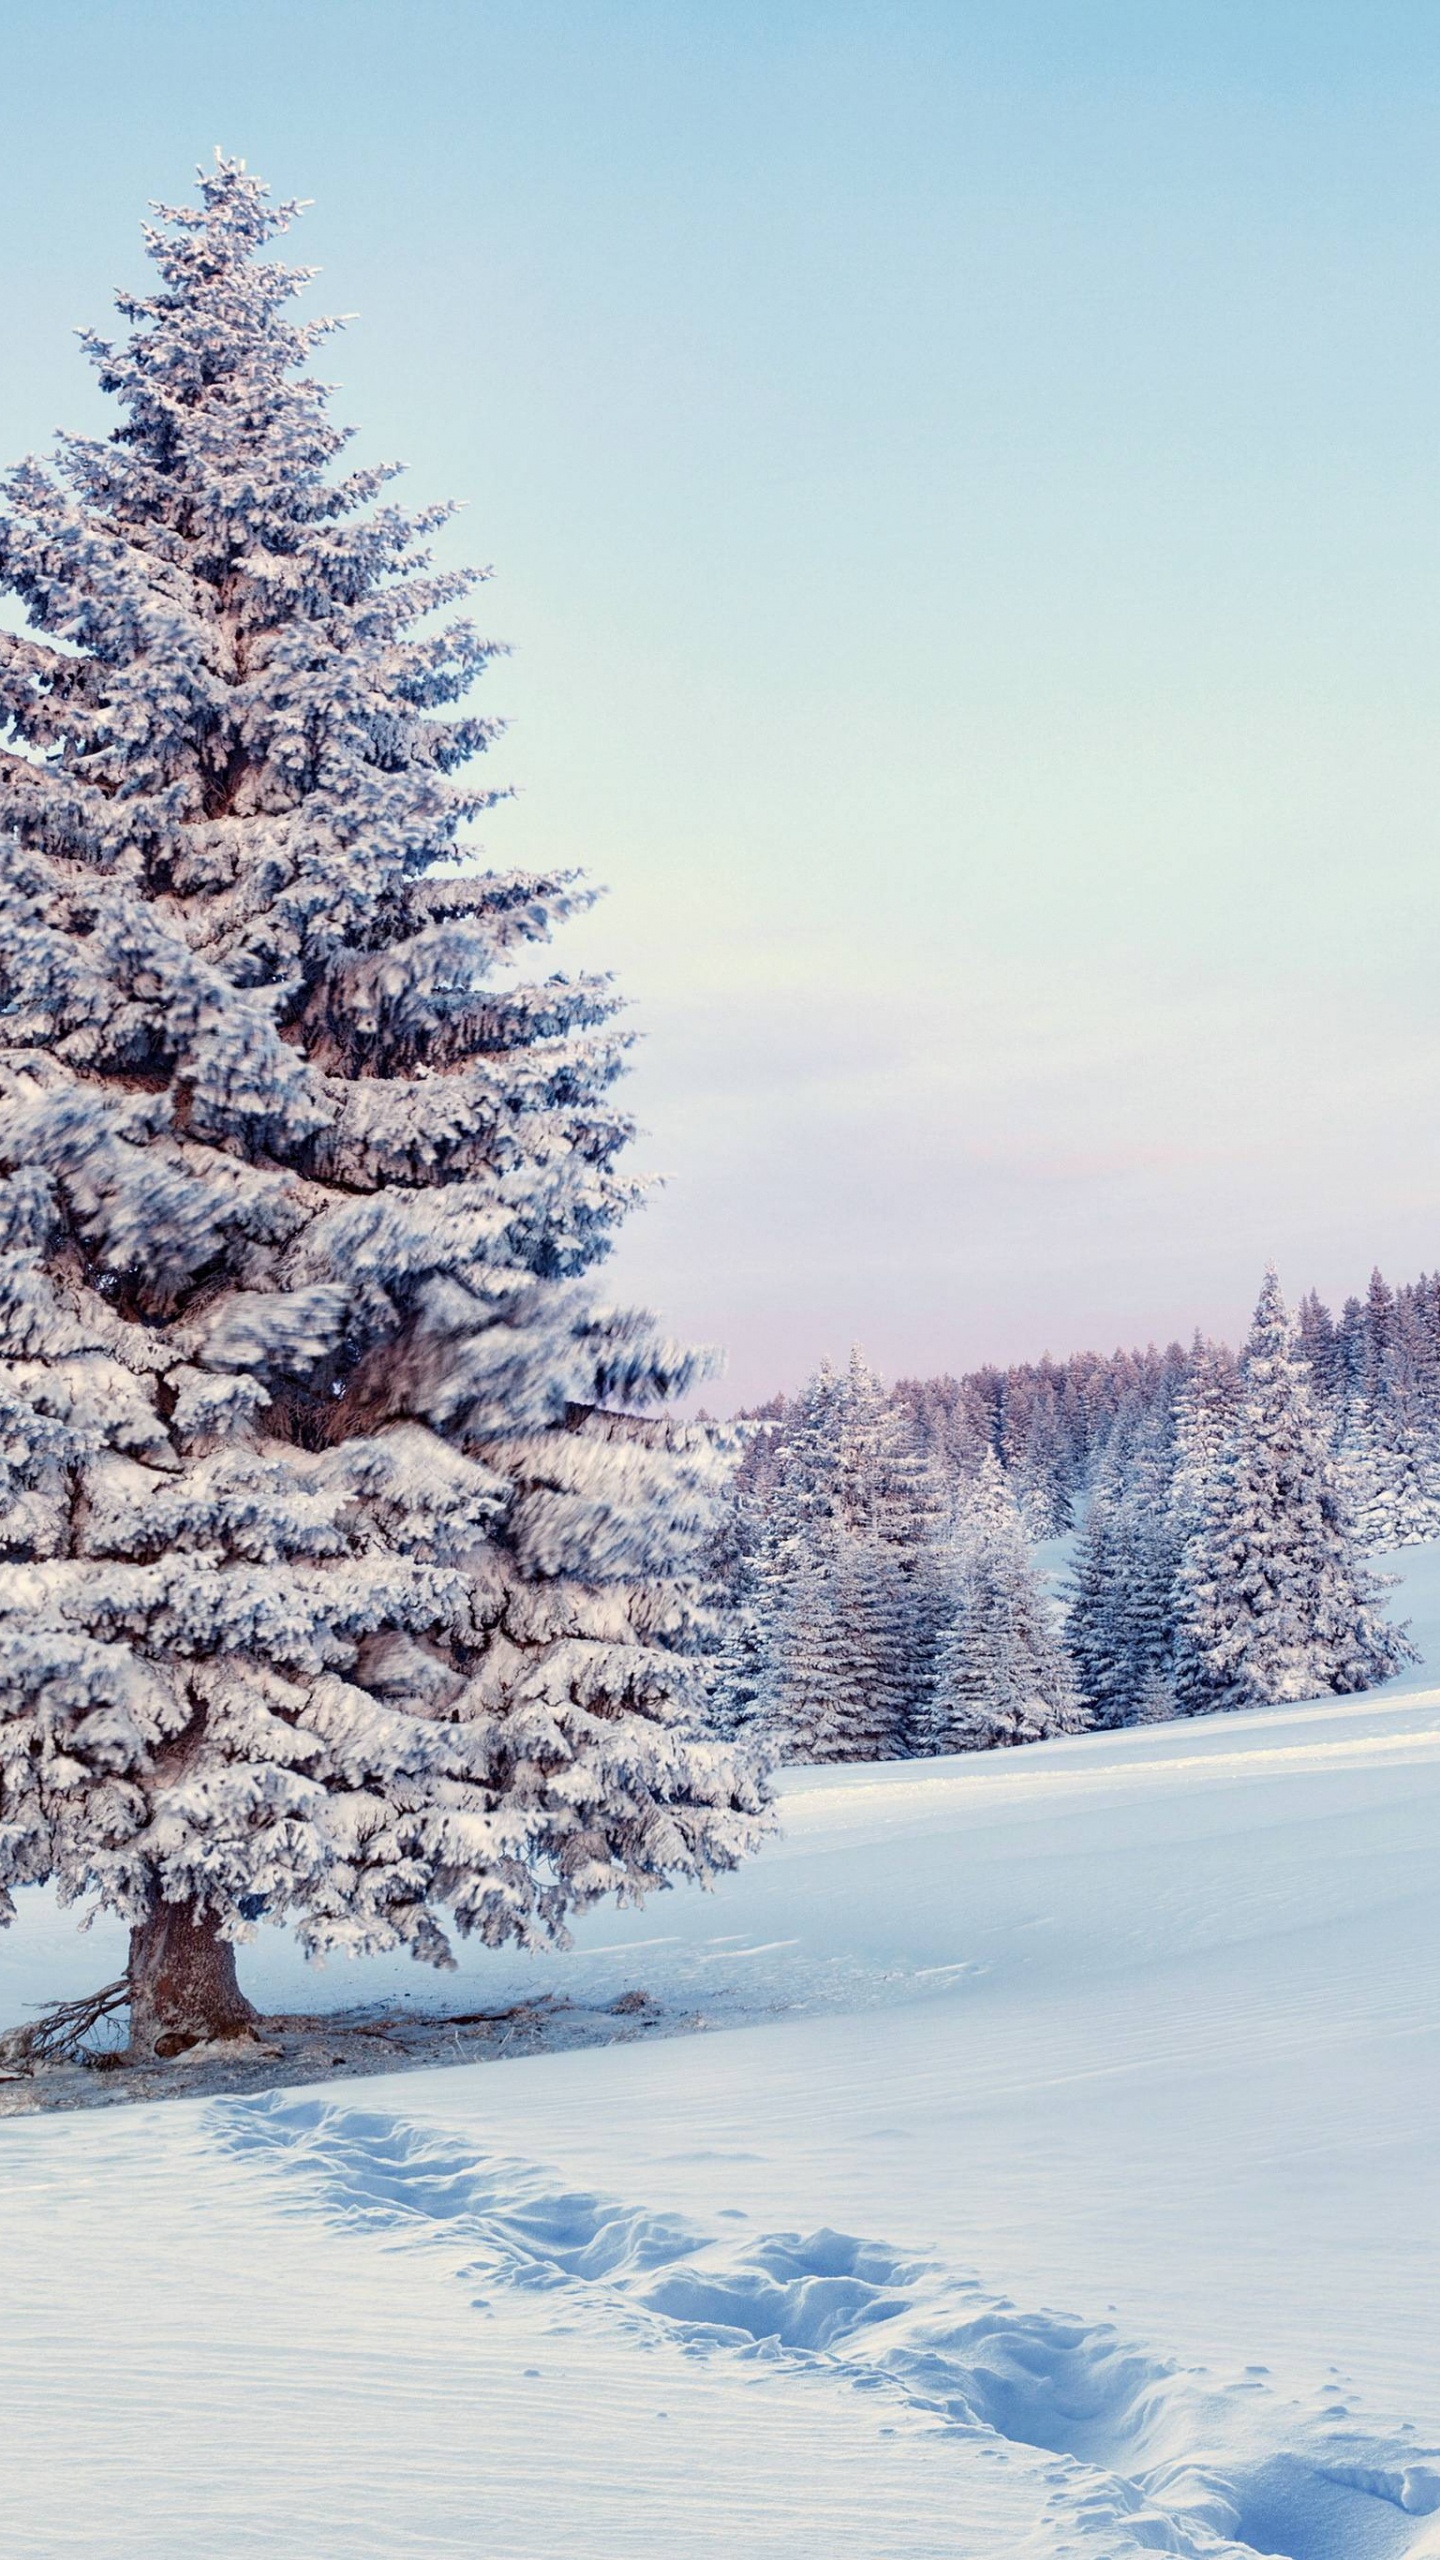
708 1266 1432 1762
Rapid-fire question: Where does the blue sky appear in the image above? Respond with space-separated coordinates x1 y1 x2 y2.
5 3 1440 1401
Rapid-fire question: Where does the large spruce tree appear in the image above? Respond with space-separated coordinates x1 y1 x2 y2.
0 160 763 2056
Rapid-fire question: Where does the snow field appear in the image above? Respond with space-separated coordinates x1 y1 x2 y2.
3 2098 1024 2560
4 1550 1440 2556
211 2090 1440 2557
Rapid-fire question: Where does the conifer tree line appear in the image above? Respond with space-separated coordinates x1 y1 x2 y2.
709 1268 1420 1759
879 1264 1440 1552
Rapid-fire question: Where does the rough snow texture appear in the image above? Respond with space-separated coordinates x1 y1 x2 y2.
0 158 763 1972
5 1539 1440 2555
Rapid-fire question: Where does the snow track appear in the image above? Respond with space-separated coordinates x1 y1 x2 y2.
218 2093 1440 2560
9 1652 1440 2556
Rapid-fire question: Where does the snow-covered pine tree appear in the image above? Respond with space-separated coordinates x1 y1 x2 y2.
1064 1482 1126 1724
1166 1335 1240 1544
702 1374 826 1754
768 1361 845 1540
1065 1399 1178 1726
1363 1267 1397 1401
1335 1293 1368 1434
834 1348 904 1542
1296 1290 1340 1416
1398 1275 1440 1533
1337 1283 1440 1549
776 1516 906 1767
1130 1666 1177 1724
1007 1381 1073 1537
925 1453 1084 1751
764 1537 851 1761
1174 1271 1413 1714
1166 1333 1242 1710
0 159 764 2056
834 1346 948 1737
1336 1407 1397 1549
890 1371 991 1483
709 1363 843 1746
699 1466 772 1744
717 1350 944 1763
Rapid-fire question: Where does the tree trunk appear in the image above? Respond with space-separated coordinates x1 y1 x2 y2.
127 1900 258 2059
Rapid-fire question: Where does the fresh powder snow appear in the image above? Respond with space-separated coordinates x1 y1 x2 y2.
3 1543 1439 2556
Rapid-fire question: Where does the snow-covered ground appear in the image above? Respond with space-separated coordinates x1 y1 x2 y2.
4 1548 1440 2559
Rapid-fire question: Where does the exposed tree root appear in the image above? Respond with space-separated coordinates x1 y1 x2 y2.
0 1978 131 2077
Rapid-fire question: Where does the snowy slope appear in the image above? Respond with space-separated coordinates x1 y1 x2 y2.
4 1554 1440 2558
